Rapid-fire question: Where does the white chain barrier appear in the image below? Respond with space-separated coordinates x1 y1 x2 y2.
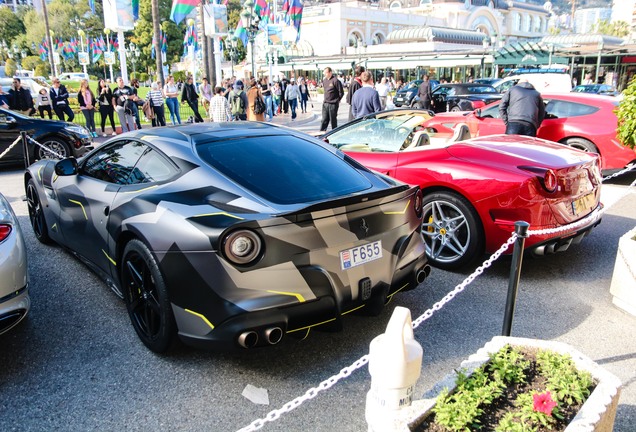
0 136 24 161
28 136 64 160
237 164 636 432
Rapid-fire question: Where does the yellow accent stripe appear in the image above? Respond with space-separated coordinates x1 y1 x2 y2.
51 223 57 231
185 309 215 330
37 166 43 181
341 304 366 315
383 199 411 215
266 290 306 303
102 249 116 266
121 185 159 194
193 212 244 220
386 283 410 303
53 174 58 182
68 199 88 220
287 317 336 333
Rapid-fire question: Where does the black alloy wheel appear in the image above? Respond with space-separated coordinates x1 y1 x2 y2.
26 179 51 244
121 239 177 353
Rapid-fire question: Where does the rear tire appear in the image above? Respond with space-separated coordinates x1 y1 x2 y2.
121 239 177 353
563 138 598 154
26 179 52 244
421 191 484 270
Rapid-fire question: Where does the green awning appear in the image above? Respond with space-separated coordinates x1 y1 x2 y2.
494 42 569 66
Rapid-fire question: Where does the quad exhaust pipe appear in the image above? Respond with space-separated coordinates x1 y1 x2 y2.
238 327 284 348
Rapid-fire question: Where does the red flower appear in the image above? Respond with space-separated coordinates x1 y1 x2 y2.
533 391 557 416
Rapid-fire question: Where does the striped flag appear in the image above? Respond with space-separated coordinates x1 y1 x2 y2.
170 0 200 25
132 0 140 20
288 0 303 42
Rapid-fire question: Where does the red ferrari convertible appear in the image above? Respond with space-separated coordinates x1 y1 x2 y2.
422 93 636 173
323 109 603 270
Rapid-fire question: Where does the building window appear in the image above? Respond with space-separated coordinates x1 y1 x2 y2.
390 1 402 10
348 31 364 47
372 32 385 45
514 13 521 32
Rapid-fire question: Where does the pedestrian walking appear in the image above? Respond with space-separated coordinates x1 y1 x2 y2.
130 79 143 129
351 71 382 119
320 67 344 131
280 76 289 114
146 82 166 127
164 75 181 125
417 75 434 111
181 76 204 123
272 81 282 115
376 77 390 110
246 78 265 122
97 79 117 136
209 86 232 122
260 77 273 121
298 77 310 113
285 77 301 120
199 77 213 117
8 78 34 116
77 79 98 137
112 76 136 133
499 78 545 137
347 66 364 121
36 88 52 119
50 78 74 122
229 80 248 121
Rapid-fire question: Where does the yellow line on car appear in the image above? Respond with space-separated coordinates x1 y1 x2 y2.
185 309 215 330
386 283 410 303
121 185 159 194
383 199 411 215
37 166 43 181
102 249 116 266
266 290 305 303
68 199 88 220
287 317 336 333
192 212 244 220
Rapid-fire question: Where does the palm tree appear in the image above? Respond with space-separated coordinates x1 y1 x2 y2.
152 0 164 85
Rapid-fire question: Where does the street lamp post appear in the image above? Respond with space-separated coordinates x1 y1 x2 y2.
241 0 261 79
128 42 140 76
104 28 114 83
78 29 88 76
227 34 238 78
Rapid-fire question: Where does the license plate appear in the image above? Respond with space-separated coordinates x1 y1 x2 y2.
572 192 596 215
340 240 382 270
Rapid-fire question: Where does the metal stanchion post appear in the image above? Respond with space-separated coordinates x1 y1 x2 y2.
502 221 529 336
20 131 30 169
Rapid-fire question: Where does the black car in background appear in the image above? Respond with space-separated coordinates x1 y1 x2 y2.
414 83 502 113
0 107 92 166
393 79 439 107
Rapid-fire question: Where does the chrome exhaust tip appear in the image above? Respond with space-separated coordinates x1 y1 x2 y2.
238 331 259 349
416 265 432 284
264 327 283 345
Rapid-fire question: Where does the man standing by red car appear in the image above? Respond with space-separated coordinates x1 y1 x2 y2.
499 79 545 137
320 67 344 132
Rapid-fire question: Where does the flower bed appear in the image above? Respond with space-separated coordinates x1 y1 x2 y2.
388 337 621 432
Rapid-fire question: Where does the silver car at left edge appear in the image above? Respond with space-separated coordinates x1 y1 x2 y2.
0 192 29 334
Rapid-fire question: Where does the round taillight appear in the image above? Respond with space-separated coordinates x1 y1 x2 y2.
0 224 11 243
223 230 262 265
414 190 423 218
544 169 557 193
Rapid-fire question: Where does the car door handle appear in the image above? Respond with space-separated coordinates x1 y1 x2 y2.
103 206 110 216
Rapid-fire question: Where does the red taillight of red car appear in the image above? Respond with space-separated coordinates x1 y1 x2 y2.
518 166 558 193
472 101 486 109
0 224 11 243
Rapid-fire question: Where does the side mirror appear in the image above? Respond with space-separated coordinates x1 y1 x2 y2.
54 158 78 176
5 116 17 125
474 109 482 118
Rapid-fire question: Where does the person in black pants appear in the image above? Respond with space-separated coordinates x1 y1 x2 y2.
320 67 344 131
50 78 74 122
280 77 289 114
181 76 203 123
130 78 143 129
97 79 117 136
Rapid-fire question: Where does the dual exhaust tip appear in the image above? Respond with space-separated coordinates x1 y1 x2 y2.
416 264 432 284
238 327 284 349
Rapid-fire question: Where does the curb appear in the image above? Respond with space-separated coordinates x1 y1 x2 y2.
272 112 317 127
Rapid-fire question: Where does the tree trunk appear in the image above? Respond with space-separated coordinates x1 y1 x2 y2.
151 0 164 86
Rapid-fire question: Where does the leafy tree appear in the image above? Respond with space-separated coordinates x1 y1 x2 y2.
616 76 636 150
4 58 16 77
593 19 631 37
0 8 26 44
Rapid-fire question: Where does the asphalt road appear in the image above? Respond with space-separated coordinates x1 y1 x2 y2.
1 116 635 432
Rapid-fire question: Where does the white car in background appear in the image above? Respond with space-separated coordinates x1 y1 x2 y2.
494 72 572 94
57 72 89 81
0 192 29 335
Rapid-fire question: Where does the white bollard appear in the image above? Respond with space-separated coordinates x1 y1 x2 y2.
365 306 423 432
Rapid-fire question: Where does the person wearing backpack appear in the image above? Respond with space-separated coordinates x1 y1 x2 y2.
246 78 265 121
229 80 248 121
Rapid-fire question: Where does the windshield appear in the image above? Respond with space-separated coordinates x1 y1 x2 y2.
327 114 430 152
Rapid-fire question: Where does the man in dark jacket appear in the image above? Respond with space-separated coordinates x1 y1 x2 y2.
320 67 344 132
9 78 34 115
499 79 545 137
181 76 203 123
417 75 433 111
347 65 365 121
351 71 381 119
49 78 74 121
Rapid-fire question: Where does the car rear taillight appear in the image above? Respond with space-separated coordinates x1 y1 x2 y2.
543 169 558 193
472 101 486 109
0 224 11 243
222 229 263 265
414 190 423 218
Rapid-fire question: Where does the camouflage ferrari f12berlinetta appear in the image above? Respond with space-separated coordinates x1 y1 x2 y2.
25 123 429 352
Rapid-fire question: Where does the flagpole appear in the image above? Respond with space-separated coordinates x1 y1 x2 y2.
40 0 57 77
105 29 114 83
78 30 88 76
117 29 129 83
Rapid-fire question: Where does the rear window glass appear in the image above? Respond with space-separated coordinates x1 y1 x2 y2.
545 100 599 118
196 135 372 204
466 86 497 93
